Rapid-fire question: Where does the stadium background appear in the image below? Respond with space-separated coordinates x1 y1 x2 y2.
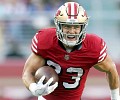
0 0 120 100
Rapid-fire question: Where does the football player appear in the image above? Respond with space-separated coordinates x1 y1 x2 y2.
22 2 120 100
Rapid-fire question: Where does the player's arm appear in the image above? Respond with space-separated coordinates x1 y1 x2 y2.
22 52 58 96
93 54 120 99
22 52 45 89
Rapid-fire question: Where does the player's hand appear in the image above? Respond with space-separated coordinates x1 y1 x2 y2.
29 76 58 96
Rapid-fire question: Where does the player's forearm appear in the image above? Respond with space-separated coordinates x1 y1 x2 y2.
106 70 119 89
106 69 120 99
22 72 36 90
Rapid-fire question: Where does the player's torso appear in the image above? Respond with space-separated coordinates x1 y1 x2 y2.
43 45 98 100
34 28 101 100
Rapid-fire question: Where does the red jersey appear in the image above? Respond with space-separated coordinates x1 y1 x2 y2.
31 28 107 100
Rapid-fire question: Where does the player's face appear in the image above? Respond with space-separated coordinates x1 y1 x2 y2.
62 25 81 42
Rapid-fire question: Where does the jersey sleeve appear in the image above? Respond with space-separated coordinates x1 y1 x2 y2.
31 32 39 54
31 28 56 55
98 39 107 63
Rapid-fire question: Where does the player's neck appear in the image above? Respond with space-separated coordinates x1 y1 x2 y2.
63 44 74 53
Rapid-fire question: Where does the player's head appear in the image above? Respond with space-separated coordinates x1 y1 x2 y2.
54 2 89 47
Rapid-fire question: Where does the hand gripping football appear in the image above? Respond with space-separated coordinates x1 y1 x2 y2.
35 66 59 85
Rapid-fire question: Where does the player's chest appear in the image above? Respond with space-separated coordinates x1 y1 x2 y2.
43 48 98 69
